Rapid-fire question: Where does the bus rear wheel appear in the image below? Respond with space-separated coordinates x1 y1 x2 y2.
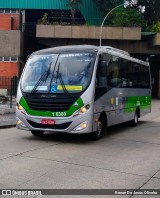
130 110 139 126
31 130 44 136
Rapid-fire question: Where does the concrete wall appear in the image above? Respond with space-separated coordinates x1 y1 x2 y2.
0 30 22 57
151 33 160 46
36 25 141 40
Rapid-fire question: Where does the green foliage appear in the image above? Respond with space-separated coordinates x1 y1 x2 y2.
151 21 160 32
38 13 48 25
93 0 122 14
93 0 160 32
66 0 82 9
109 7 145 27
66 0 82 19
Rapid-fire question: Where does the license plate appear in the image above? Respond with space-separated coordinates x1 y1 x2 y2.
41 119 55 125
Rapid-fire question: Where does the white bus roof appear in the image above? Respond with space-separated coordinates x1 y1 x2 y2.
33 45 149 66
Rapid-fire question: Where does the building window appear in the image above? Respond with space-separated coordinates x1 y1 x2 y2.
5 9 10 13
11 57 18 62
0 57 18 62
0 9 5 13
0 9 19 14
4 57 10 62
10 10 17 14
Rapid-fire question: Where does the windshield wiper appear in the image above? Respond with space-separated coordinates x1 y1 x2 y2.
56 62 70 97
31 62 52 94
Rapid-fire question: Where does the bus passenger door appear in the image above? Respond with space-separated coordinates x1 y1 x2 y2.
94 53 115 127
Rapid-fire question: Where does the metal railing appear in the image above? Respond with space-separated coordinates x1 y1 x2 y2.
47 17 86 25
0 76 18 108
37 17 104 26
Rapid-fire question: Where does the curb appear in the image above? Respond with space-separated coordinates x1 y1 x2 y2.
0 124 16 129
0 119 16 129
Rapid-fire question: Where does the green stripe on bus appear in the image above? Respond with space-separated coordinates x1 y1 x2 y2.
19 97 84 117
125 96 151 113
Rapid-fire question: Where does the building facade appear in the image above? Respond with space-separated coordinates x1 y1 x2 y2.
0 0 160 97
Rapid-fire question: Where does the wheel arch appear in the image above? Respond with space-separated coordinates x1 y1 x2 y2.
99 111 107 128
136 106 140 118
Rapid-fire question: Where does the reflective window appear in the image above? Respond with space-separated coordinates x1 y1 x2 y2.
21 53 95 93
107 56 122 87
119 59 150 88
96 53 150 89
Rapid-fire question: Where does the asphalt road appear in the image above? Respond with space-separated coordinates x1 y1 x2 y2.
0 100 160 198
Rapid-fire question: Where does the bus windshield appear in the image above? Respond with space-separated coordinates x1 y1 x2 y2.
21 53 95 94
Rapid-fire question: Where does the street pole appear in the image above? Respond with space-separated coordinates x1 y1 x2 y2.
99 3 124 46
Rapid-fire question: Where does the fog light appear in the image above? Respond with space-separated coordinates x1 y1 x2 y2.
74 121 88 131
17 120 21 125
16 119 26 127
81 123 87 129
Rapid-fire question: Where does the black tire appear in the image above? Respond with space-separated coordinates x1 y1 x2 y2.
130 110 139 126
31 130 44 136
91 116 106 140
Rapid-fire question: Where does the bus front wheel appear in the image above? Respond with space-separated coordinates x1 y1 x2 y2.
31 130 44 136
91 116 106 140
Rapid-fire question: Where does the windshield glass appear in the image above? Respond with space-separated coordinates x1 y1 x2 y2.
21 53 95 93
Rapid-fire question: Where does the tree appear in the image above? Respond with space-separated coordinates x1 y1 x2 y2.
94 0 145 26
135 0 160 31
93 0 122 14
110 7 145 27
67 0 82 20
94 0 160 31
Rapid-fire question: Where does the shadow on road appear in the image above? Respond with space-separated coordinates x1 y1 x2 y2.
20 120 151 144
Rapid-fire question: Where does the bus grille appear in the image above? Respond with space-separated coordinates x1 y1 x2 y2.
24 95 77 111
27 120 72 130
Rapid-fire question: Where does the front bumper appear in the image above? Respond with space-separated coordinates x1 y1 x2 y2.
16 108 93 134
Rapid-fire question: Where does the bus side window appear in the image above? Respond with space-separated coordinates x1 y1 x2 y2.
107 56 122 88
118 59 150 89
132 63 150 88
119 58 132 88
96 54 108 87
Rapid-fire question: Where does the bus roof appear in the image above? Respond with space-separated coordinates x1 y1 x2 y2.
33 45 98 55
33 45 149 66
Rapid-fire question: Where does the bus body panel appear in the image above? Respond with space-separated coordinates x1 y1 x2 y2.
93 88 151 132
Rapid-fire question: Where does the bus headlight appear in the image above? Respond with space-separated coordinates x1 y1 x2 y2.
73 104 90 117
80 106 87 113
73 121 88 131
17 104 23 111
17 104 26 115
